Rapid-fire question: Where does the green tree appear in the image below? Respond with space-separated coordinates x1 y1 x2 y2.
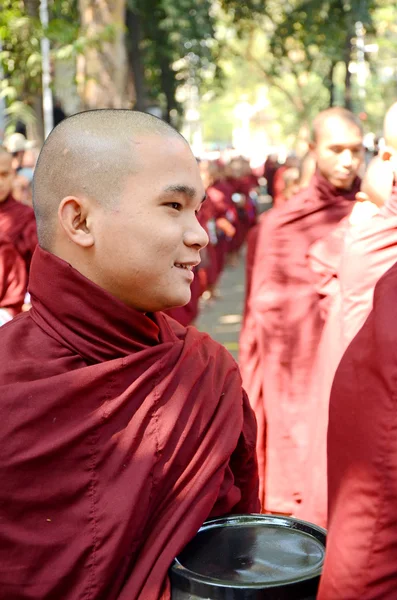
0 0 79 132
126 0 220 123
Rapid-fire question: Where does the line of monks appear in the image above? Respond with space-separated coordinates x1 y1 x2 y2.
241 103 397 598
1 105 397 598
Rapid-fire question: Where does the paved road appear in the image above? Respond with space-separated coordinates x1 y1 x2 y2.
196 256 246 361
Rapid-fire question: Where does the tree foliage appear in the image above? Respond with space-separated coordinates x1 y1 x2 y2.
126 0 220 123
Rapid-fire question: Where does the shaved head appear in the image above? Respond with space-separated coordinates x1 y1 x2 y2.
311 107 363 143
33 109 186 249
384 102 397 150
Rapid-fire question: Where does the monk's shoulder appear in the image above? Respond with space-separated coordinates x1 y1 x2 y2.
164 314 240 374
0 311 84 383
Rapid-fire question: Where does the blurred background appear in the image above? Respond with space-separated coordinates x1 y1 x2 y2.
1 0 397 159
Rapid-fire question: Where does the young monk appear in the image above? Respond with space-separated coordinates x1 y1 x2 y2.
0 147 37 275
0 110 260 600
239 107 364 512
318 104 397 598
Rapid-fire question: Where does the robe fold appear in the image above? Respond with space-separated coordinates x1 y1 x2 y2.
239 171 360 512
300 191 397 527
0 246 259 600
0 234 26 318
318 257 397 599
0 194 37 275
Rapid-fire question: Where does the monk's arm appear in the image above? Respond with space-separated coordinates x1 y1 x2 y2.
210 389 260 516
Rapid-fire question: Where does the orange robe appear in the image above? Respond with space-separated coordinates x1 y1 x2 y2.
318 252 397 598
239 171 359 512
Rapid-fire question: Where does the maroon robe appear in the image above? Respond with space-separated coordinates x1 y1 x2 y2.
0 234 26 315
0 193 37 275
0 247 259 600
207 181 237 279
239 171 360 512
319 258 397 598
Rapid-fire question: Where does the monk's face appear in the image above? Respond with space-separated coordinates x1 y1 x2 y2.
312 118 364 190
0 153 14 203
92 135 209 312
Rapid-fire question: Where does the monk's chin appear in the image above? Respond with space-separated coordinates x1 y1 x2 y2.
164 293 191 310
332 177 354 190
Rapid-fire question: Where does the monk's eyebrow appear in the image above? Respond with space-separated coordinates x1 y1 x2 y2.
163 184 196 198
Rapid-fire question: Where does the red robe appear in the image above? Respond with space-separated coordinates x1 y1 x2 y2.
272 165 288 207
300 193 397 528
207 181 237 278
0 234 26 316
239 171 360 512
318 257 397 599
0 247 259 600
230 175 258 251
0 194 37 275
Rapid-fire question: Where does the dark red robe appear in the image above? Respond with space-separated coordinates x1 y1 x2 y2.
0 234 26 316
319 257 397 599
0 247 259 600
239 171 360 512
207 181 237 279
0 193 37 275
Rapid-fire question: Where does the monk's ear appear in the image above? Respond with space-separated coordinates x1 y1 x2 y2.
308 141 316 152
58 196 95 248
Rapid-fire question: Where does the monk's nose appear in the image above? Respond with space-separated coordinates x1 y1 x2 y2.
340 149 353 167
184 221 209 250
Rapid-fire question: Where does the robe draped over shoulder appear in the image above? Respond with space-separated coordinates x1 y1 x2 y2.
319 258 397 599
0 247 259 600
239 171 359 512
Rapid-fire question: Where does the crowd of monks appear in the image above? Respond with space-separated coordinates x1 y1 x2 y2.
1 104 397 598
241 103 397 598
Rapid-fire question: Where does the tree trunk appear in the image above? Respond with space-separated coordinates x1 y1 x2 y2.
77 0 130 109
328 61 337 107
344 36 353 111
125 8 146 111
159 56 176 123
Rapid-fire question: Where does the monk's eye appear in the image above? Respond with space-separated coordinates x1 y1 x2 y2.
167 202 182 211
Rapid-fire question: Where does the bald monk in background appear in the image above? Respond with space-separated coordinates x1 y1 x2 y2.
319 104 397 598
298 155 393 528
0 147 37 276
0 110 259 600
239 107 363 512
